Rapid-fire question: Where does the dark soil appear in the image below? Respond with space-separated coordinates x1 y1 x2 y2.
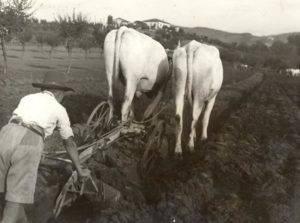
50 72 300 223
2 70 299 223
23 72 265 223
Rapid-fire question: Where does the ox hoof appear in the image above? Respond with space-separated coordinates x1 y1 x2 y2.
201 136 208 141
174 146 183 157
174 152 183 159
174 145 183 156
188 141 195 152
188 147 195 153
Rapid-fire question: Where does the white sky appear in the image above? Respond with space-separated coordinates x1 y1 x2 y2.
31 0 300 36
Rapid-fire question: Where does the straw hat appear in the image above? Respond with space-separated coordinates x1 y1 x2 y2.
32 71 74 92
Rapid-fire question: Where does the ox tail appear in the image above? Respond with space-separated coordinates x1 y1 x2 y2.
186 45 194 105
112 26 127 98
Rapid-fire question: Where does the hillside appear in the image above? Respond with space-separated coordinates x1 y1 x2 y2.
182 26 300 45
183 26 266 44
117 17 300 45
271 32 300 43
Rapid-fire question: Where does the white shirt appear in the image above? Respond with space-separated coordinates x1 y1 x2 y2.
11 91 74 139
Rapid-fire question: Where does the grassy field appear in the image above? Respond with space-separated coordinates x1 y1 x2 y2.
0 44 106 125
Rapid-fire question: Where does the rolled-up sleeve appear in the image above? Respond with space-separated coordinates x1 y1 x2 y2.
57 107 74 140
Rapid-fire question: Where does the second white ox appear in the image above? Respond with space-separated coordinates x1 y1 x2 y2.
173 40 223 154
104 26 169 122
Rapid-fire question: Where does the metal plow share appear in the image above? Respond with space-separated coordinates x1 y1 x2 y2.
43 101 166 218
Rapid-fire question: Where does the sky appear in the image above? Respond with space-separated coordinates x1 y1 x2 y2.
31 0 300 36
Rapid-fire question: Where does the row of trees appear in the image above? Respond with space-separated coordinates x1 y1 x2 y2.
0 0 34 74
0 0 112 75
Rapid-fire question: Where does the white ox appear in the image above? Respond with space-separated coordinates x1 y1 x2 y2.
104 26 169 122
239 64 249 70
285 68 300 77
172 40 223 154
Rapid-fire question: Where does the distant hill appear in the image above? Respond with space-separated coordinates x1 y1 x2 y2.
271 32 300 43
183 27 265 45
182 26 300 45
122 17 300 45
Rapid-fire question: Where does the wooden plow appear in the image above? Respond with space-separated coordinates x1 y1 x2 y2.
42 101 168 218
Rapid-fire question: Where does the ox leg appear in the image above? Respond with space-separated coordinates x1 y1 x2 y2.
128 107 135 120
188 101 203 152
174 93 184 155
143 89 164 120
201 95 216 140
106 71 114 122
121 79 137 122
107 95 114 122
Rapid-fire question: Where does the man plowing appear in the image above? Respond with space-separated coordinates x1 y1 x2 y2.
0 71 90 223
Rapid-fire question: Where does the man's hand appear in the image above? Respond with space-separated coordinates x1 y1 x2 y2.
64 136 90 181
78 167 91 182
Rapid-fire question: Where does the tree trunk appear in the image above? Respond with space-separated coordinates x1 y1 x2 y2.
22 43 25 56
66 49 72 74
65 38 73 74
0 36 7 76
49 47 53 58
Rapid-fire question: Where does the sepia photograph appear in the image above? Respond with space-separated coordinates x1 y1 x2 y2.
0 0 299 222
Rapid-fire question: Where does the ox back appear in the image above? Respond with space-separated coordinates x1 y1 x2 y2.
104 26 169 122
172 40 223 155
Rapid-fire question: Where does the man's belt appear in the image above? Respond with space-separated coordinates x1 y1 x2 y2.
10 119 45 139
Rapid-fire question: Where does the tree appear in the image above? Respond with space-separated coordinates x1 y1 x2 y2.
134 21 149 30
288 35 300 55
35 31 46 51
263 56 287 70
0 0 33 32
106 15 114 30
0 2 11 75
271 41 292 55
219 48 240 64
57 10 89 73
237 43 250 52
250 41 269 53
242 53 264 67
93 23 105 54
0 25 8 75
78 34 95 58
17 27 32 51
45 32 61 56
0 0 33 74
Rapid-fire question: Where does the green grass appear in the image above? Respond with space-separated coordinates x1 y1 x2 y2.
0 44 106 88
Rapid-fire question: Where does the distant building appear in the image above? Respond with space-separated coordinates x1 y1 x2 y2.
114 18 130 27
143 18 172 29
